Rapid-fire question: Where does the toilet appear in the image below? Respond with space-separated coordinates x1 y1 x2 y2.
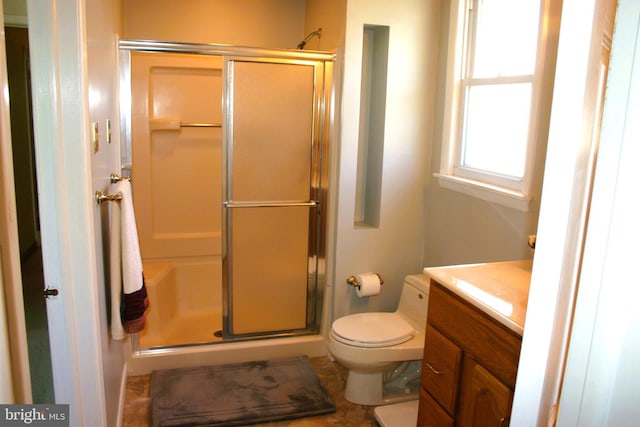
328 274 430 406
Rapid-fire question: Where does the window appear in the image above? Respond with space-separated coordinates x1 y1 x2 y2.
436 0 547 211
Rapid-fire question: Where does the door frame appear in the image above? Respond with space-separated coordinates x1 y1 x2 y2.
0 1 32 403
511 0 619 423
556 0 640 423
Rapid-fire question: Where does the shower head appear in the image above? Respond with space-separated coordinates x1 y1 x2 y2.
297 27 322 50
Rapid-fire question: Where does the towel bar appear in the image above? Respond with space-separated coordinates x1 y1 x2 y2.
110 173 131 183
95 190 122 205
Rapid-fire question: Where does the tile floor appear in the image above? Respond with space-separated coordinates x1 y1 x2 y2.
21 247 55 403
123 356 379 426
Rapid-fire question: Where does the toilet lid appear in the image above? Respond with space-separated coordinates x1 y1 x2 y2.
331 313 415 348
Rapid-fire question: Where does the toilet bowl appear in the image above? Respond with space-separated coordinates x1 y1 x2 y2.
328 274 430 406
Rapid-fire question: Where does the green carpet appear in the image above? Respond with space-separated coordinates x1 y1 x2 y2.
150 356 336 426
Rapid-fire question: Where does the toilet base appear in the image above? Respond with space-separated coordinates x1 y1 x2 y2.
345 371 384 405
344 370 421 406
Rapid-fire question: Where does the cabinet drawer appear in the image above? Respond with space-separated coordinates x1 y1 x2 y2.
422 325 461 414
417 388 454 427
428 282 521 388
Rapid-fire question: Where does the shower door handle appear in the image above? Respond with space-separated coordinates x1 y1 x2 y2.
223 201 318 209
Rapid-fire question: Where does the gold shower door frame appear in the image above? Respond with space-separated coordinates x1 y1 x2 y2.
222 56 329 338
119 41 333 348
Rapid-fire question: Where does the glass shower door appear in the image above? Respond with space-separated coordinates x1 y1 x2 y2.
223 58 326 337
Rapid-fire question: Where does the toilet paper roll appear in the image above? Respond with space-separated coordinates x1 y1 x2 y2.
355 273 382 297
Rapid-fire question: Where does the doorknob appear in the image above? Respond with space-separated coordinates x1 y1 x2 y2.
43 287 59 299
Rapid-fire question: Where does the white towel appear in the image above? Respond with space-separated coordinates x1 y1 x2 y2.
109 179 148 340
110 197 124 340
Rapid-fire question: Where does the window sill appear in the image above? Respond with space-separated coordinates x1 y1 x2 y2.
434 173 531 212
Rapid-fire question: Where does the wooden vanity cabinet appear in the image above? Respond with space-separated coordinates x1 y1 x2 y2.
418 281 522 426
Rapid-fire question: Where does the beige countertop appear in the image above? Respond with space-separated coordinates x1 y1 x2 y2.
423 259 532 336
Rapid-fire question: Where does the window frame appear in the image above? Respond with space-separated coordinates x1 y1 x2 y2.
436 0 549 212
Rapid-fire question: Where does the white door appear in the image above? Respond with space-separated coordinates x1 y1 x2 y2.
26 1 108 425
556 0 640 423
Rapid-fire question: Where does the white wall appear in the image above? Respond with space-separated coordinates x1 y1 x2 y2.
423 0 561 268
122 0 306 48
3 0 27 26
303 0 346 51
85 0 126 424
331 0 441 320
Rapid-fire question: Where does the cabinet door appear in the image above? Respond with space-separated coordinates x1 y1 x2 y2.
458 359 513 427
418 388 454 427
422 325 462 413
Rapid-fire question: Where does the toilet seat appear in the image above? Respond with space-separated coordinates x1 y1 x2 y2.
331 313 415 348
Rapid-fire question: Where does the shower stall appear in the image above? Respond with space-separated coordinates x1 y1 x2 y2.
118 40 334 362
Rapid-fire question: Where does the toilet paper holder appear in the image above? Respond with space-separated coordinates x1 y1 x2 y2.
347 273 384 289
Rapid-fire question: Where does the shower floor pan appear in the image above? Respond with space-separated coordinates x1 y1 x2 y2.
138 261 223 349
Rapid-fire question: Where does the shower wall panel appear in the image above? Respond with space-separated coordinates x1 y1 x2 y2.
131 52 223 259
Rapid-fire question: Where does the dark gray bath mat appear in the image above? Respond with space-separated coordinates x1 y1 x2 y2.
150 356 336 426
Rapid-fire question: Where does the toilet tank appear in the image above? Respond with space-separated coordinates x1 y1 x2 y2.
396 274 431 331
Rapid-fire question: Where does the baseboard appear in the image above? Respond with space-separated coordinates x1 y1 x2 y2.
116 363 127 427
